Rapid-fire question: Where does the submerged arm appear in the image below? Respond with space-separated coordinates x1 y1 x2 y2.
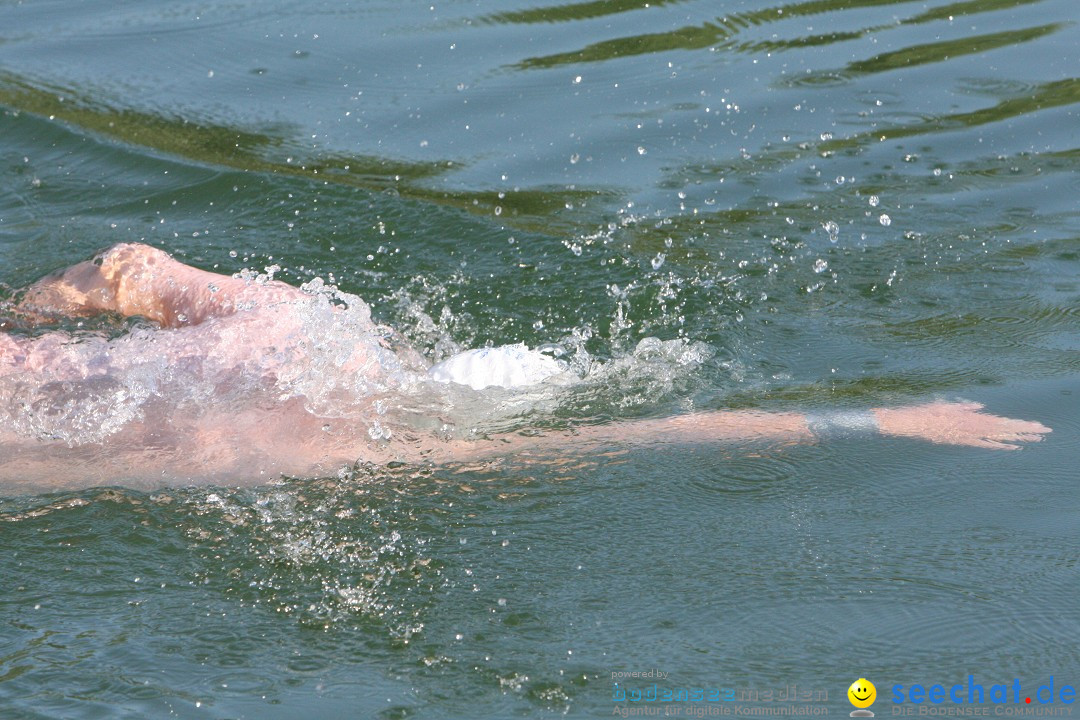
448 401 1050 461
0 400 1050 493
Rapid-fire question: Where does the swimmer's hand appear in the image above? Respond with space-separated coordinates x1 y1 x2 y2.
873 401 1051 450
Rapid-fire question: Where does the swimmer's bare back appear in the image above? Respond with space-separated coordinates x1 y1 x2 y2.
0 243 1052 492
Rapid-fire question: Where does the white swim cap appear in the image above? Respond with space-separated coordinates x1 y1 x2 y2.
428 343 566 390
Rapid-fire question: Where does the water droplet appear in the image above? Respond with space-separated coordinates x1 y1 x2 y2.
813 258 828 274
822 220 839 243
868 195 880 207
879 214 891 227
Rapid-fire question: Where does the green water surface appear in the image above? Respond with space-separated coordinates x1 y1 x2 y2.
2 0 1079 718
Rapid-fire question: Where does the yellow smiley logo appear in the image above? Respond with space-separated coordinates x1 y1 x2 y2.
848 678 876 709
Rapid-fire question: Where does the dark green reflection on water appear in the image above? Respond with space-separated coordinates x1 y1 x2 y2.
824 76 1080 151
512 0 1051 69
791 23 1066 83
480 0 691 25
905 0 1044 25
664 68 1080 193
0 72 609 231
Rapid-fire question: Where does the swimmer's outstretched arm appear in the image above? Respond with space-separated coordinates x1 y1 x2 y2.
455 401 1050 460
0 397 1049 492
16 243 306 327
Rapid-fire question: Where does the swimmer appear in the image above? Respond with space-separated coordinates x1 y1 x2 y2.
0 243 1051 492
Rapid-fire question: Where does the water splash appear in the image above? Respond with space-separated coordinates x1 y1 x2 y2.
181 470 444 635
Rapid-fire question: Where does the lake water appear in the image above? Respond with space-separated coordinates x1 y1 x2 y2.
2 0 1080 717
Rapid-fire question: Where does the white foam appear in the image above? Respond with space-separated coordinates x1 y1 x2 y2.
428 343 568 390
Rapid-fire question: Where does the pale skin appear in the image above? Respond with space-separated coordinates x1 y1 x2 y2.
0 243 1052 491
